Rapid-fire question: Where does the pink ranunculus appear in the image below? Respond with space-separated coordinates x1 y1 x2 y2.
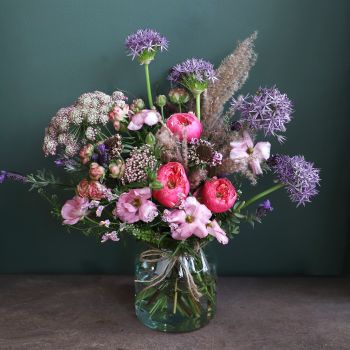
89 162 105 181
152 162 190 208
114 187 158 223
166 112 202 141
207 220 229 245
79 144 94 165
61 196 89 225
230 130 271 176
200 177 237 213
76 178 107 200
128 109 161 131
163 197 212 240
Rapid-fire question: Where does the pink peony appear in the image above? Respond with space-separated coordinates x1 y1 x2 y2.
230 130 271 176
128 109 161 131
166 112 202 141
114 187 158 223
89 162 105 181
76 178 107 200
163 197 212 240
152 162 190 208
207 220 229 244
61 196 89 225
200 177 237 213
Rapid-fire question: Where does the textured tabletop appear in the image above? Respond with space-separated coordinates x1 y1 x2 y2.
0 276 349 350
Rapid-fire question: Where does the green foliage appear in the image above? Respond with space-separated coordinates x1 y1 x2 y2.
26 170 67 191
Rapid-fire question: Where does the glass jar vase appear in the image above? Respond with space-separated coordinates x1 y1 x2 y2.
135 248 216 332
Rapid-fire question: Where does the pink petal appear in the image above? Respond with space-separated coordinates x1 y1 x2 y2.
249 158 263 175
253 142 271 161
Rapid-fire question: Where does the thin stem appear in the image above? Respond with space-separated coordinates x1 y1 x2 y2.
240 183 285 210
173 278 178 314
178 104 182 113
144 64 153 109
195 93 201 120
160 106 164 121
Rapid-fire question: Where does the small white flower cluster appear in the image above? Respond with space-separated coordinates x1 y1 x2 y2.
42 91 127 157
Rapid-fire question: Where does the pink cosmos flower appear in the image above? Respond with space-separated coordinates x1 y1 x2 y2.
207 220 229 245
152 162 190 208
200 177 237 213
163 197 212 240
114 187 158 223
166 112 202 141
230 131 271 176
128 109 161 131
61 196 89 225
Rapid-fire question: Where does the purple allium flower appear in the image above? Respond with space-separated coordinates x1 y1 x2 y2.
168 58 217 86
272 155 320 206
256 199 273 218
125 29 168 61
231 87 293 142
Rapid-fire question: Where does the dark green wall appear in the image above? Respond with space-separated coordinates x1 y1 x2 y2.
0 0 349 275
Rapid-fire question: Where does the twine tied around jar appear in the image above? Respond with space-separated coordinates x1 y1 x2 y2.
135 245 203 302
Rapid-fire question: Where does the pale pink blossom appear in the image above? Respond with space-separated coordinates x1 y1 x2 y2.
230 131 271 175
99 219 110 228
101 231 120 243
207 220 229 245
163 197 212 240
114 187 158 223
61 196 89 225
128 109 160 131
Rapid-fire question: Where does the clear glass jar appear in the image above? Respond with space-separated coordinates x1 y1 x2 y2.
135 248 216 332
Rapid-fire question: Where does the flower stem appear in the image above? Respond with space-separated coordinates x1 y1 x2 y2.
173 278 178 314
160 106 164 121
178 104 182 113
144 64 153 109
239 183 285 210
195 93 201 120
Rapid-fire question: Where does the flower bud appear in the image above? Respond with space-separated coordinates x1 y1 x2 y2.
109 159 125 179
155 95 167 108
79 144 94 164
89 162 105 181
130 99 145 113
145 132 156 146
168 88 190 105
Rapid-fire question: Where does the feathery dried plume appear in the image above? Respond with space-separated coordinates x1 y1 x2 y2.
203 32 258 129
156 125 183 163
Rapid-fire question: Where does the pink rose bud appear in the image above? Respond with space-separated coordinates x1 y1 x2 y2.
109 159 125 179
200 177 237 213
166 113 202 141
152 162 190 208
79 144 94 164
89 162 105 181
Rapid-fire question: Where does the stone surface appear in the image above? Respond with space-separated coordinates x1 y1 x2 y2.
0 276 349 350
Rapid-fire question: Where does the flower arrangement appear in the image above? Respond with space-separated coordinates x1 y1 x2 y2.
1 29 320 332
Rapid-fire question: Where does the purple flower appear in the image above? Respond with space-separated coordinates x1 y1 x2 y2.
101 231 120 243
231 87 293 142
0 171 27 184
256 199 273 217
125 29 168 61
272 155 320 206
92 143 109 167
168 58 217 86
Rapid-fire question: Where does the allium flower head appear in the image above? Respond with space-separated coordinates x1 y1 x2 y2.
231 87 293 142
272 155 320 206
168 58 217 94
125 29 168 64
